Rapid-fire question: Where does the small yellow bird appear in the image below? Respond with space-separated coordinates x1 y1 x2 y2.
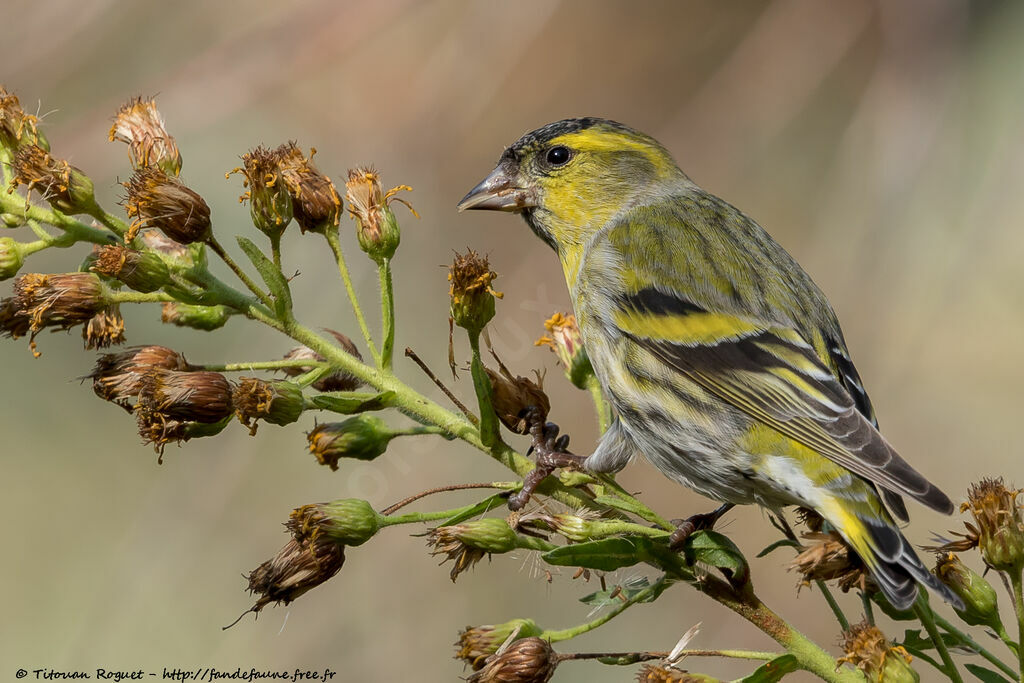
459 117 960 610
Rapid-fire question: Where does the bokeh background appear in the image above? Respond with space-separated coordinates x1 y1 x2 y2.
3 1 1023 680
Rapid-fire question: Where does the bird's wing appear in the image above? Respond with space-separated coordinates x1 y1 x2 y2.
611 286 953 514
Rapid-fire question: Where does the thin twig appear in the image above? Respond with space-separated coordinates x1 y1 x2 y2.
405 347 478 425
381 483 511 516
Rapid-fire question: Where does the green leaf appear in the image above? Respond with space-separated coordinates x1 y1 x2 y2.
579 577 652 608
738 654 799 682
591 494 666 522
963 664 1015 683
236 235 291 316
756 539 800 558
437 494 508 527
898 628 962 653
681 530 749 584
312 391 395 414
541 537 652 572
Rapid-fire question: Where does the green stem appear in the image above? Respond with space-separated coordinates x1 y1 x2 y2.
197 359 329 372
468 331 501 450
559 649 779 663
85 207 130 237
108 290 175 304
324 227 380 366
594 474 675 531
860 590 875 626
0 192 118 245
391 425 449 438
816 581 850 631
913 594 963 683
1012 569 1024 681
269 233 282 270
206 236 275 309
541 577 669 642
378 257 395 369
586 377 611 434
934 613 1018 680
380 503 500 527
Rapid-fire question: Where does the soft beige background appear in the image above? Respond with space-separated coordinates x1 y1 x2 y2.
3 1 1023 681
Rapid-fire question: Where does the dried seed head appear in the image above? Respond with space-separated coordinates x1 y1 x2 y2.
0 296 31 339
281 329 363 392
229 144 293 238
449 249 502 334
138 368 234 424
91 244 171 293
0 86 43 149
839 622 917 682
123 166 211 243
962 478 1024 572
635 665 713 682
287 499 382 548
468 637 558 683
135 406 231 459
535 313 594 389
456 620 543 671
109 97 182 175
0 237 25 280
278 143 341 234
345 167 415 263
428 519 520 582
9 145 99 215
82 306 126 350
484 359 549 435
232 378 304 435
246 536 345 615
934 552 1001 628
306 415 394 470
790 531 875 595
12 272 108 355
161 302 231 331
89 345 191 410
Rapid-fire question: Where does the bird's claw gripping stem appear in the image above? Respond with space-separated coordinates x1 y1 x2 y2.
668 503 735 550
507 410 586 511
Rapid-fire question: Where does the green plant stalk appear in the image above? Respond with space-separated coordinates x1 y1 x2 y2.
1012 568 1024 681
541 577 669 642
324 226 380 366
391 425 449 438
586 376 611 434
934 612 1018 679
816 581 850 631
85 207 129 237
560 649 780 663
269 233 282 270
206 236 275 309
378 257 395 369
197 359 329 372
0 192 119 245
913 595 963 683
108 290 175 304
468 330 501 450
594 474 675 530
860 591 875 626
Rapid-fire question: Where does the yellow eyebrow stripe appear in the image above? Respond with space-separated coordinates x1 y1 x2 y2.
613 308 761 345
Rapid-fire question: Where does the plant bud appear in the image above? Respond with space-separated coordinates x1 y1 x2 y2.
449 249 502 334
161 302 231 331
306 415 394 470
484 360 549 435
139 229 202 270
468 637 558 683
1 213 24 228
123 166 211 243
82 306 127 350
91 244 170 293
232 378 304 434
934 553 1002 628
547 513 611 543
0 86 43 150
245 536 345 615
790 531 875 595
9 145 100 216
89 345 192 410
288 499 382 548
0 296 30 339
839 622 918 683
0 237 25 280
108 96 182 175
345 168 414 263
535 312 594 389
963 478 1024 572
281 329 363 392
12 272 109 355
278 143 342 234
229 145 293 239
136 409 231 460
138 368 234 424
635 665 717 682
457 619 543 671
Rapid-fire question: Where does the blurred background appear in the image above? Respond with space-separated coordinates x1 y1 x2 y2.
2 1 1023 680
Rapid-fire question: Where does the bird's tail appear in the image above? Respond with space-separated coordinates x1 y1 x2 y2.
820 494 963 612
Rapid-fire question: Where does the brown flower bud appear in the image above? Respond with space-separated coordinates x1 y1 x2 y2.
12 272 109 356
82 306 126 350
468 637 558 683
278 143 342 234
161 302 231 331
345 167 416 263
428 519 521 582
245 536 345 615
108 97 182 176
281 329 363 392
791 531 875 595
963 478 1024 572
306 415 395 470
484 357 549 435
89 345 192 410
92 244 171 293
839 622 918 682
229 145 293 239
138 368 233 424
0 86 43 149
457 620 543 671
135 407 231 460
449 249 502 334
0 296 31 339
123 166 211 243
635 665 715 682
9 145 99 216
536 312 595 389
232 378 305 435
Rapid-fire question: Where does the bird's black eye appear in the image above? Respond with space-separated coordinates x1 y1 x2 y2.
545 146 571 167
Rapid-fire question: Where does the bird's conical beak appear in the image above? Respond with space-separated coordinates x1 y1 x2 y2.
457 161 537 212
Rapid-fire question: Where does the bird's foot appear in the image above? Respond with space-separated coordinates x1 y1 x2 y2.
668 503 735 550
507 410 586 511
